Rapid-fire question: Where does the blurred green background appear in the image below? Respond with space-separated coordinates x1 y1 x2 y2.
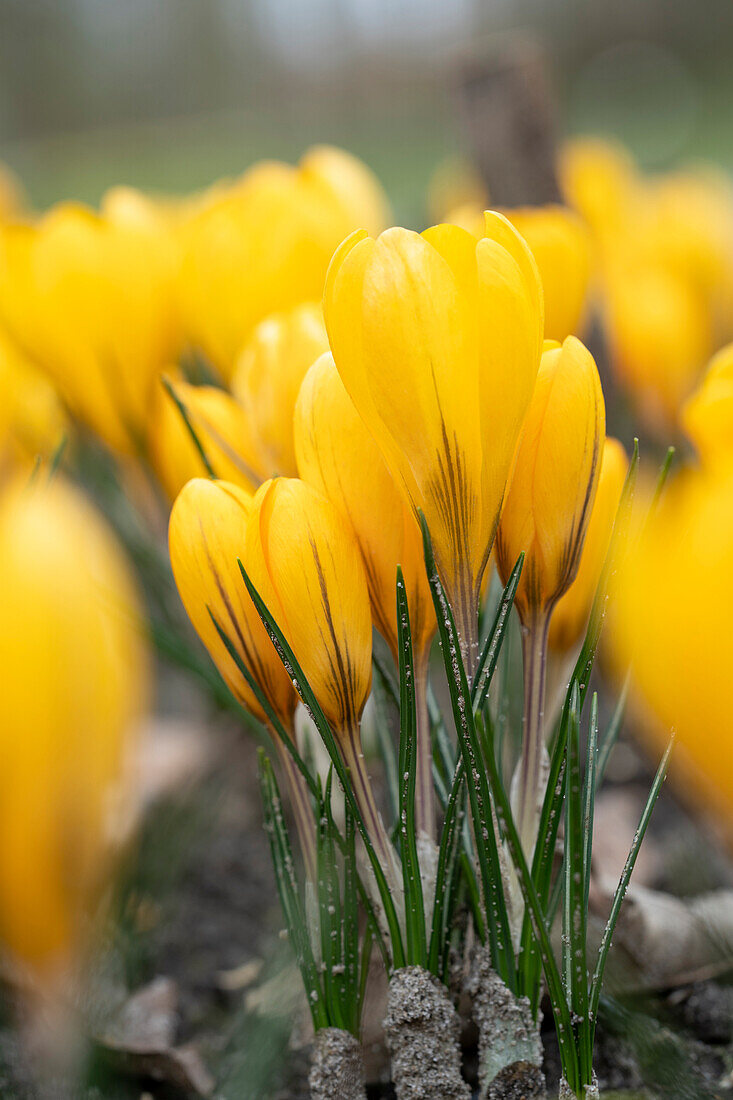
3 0 733 224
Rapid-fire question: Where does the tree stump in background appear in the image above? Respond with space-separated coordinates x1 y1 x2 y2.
453 36 562 207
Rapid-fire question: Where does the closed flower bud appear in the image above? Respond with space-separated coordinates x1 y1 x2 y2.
324 212 543 674
151 378 261 501
168 478 296 728
179 148 388 379
299 145 391 239
503 206 591 343
245 477 373 738
682 342 733 467
295 352 434 662
497 336 606 624
0 199 180 455
232 302 330 479
0 477 148 974
548 436 627 652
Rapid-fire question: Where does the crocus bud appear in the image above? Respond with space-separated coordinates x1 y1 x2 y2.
324 212 543 675
615 466 733 835
299 144 391 239
503 206 591 343
548 437 627 652
0 476 148 975
245 478 373 738
682 342 733 467
295 352 434 663
496 336 606 625
232 302 329 479
168 478 297 728
151 378 261 501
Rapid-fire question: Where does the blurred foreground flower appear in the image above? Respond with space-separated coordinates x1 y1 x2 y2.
615 465 733 835
325 213 543 675
180 147 389 380
0 476 148 977
0 194 180 456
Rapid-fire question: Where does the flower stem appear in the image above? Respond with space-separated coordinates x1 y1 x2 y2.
342 722 402 898
516 611 551 859
274 734 317 883
414 649 436 843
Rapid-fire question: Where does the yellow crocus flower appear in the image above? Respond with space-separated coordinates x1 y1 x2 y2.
497 336 605 623
169 477 295 728
496 336 605 852
503 205 591 343
558 136 642 259
682 342 733 467
232 302 330 479
299 144 391 239
548 436 627 653
179 148 389 380
603 261 712 435
0 476 148 975
295 352 437 838
615 465 733 837
150 378 261 501
0 199 180 456
324 212 543 676
0 328 67 470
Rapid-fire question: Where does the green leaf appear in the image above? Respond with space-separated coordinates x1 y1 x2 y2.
582 694 599 916
563 684 591 1081
428 759 465 976
478 714 580 1091
588 736 674 1032
396 566 427 966
419 512 515 989
238 560 405 969
596 677 628 789
161 374 216 479
257 751 328 1031
471 553 524 709
371 663 400 828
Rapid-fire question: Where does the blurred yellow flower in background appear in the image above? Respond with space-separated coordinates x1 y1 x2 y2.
179 147 389 381
0 476 148 975
615 465 733 835
0 196 180 456
232 302 330 479
548 435 627 653
558 136 642 264
0 328 67 471
151 377 261 500
325 212 543 675
682 342 733 467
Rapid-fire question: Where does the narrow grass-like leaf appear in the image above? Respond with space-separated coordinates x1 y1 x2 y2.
478 714 579 1091
564 685 591 1081
239 561 405 968
571 438 639 714
419 513 515 989
588 735 674 1031
47 434 68 480
471 553 524 708
372 664 400 827
258 751 329 1031
596 677 628 789
396 566 427 965
582 694 599 916
161 375 216 478
342 805 360 1035
427 759 465 975
317 772 345 1029
646 445 676 523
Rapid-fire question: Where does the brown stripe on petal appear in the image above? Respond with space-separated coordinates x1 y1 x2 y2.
308 532 361 730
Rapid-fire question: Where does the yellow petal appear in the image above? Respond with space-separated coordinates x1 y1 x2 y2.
682 342 733 467
247 478 372 736
151 378 261 500
169 478 296 726
497 336 606 621
295 352 435 661
549 436 627 651
232 302 329 479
